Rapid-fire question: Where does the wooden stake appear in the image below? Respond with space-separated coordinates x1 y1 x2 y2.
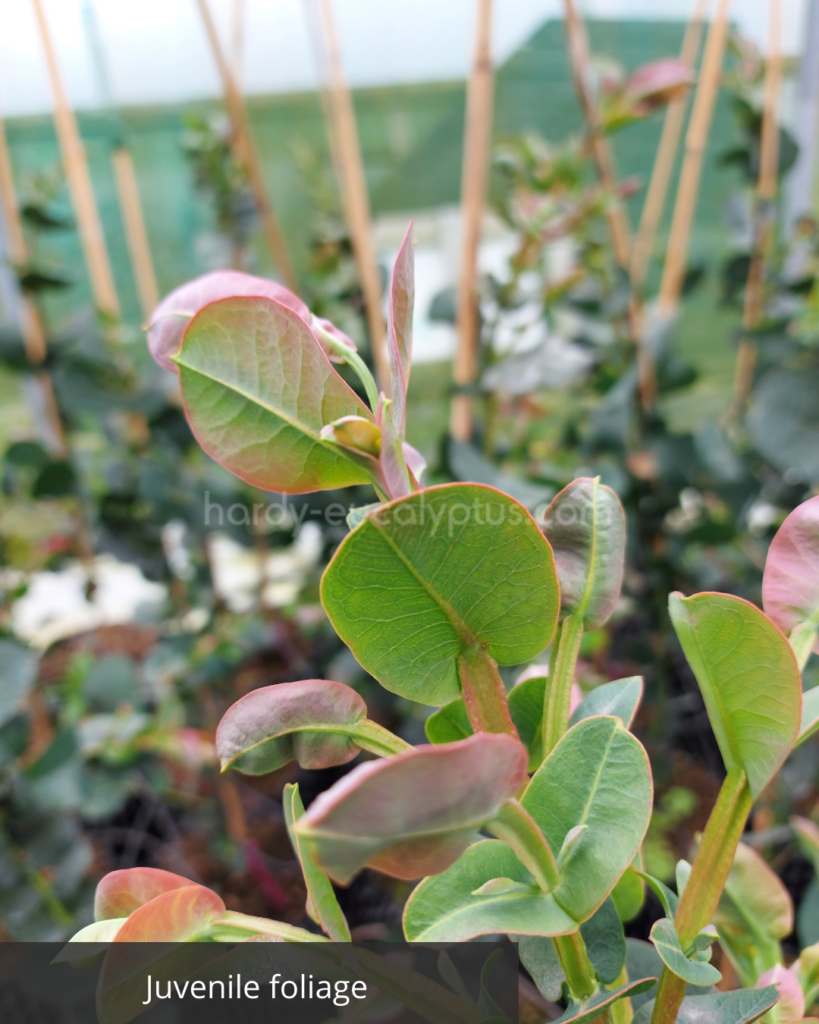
111 147 159 320
658 0 731 316
306 0 390 393
631 0 708 291
451 0 494 442
31 0 120 319
733 0 782 409
232 0 245 87
563 0 631 268
196 0 299 294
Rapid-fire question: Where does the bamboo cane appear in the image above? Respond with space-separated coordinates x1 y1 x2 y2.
562 0 631 268
631 0 708 291
31 0 120 319
657 0 731 317
111 147 159 320
732 0 782 409
307 0 390 394
232 0 245 87
450 0 494 442
195 0 299 294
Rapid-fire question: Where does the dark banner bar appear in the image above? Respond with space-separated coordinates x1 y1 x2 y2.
0 941 518 1024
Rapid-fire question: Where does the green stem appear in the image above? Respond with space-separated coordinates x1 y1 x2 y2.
554 932 597 1000
650 769 752 1024
486 799 560 892
542 611 584 758
209 911 327 943
458 645 519 737
351 719 413 758
609 966 633 1024
313 321 380 411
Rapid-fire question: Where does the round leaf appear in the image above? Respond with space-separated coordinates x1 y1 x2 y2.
748 368 819 484
762 495 819 656
321 483 560 706
216 679 367 774
295 734 528 884
650 918 722 986
0 640 37 729
579 896 626 984
633 986 780 1024
668 592 802 799
543 477 626 629
521 716 652 923
550 979 658 1024
176 296 374 494
95 867 197 921
113 885 225 942
402 839 577 941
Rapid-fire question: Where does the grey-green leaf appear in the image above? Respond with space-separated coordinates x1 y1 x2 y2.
0 641 37 728
633 986 779 1024
509 674 547 770
426 699 472 744
402 840 577 942
798 687 819 746
579 896 626 984
668 592 802 799
283 783 350 941
517 936 565 1001
569 677 643 729
543 476 626 629
551 979 658 1024
521 716 652 923
650 918 722 986
321 483 560 706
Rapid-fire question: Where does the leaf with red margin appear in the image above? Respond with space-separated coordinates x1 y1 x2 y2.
386 223 414 435
215 679 368 774
146 270 309 373
377 395 413 500
762 495 819 658
113 885 225 942
94 867 196 921
294 733 528 884
175 296 376 494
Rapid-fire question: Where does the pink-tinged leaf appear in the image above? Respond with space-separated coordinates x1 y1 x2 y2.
387 223 414 435
544 477 626 629
377 394 413 500
94 867 196 922
175 297 377 494
147 271 309 373
762 496 819 657
791 816 819 872
402 441 427 487
756 966 805 1024
215 679 368 774
625 59 693 109
113 885 225 942
295 733 528 884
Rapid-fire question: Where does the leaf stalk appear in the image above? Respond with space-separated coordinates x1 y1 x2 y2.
542 611 584 758
457 645 519 737
313 320 380 411
351 719 414 758
554 932 597 1000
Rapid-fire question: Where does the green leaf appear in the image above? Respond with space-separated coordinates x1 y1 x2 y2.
543 477 626 629
175 296 376 494
321 483 560 706
426 699 473 744
509 674 547 769
798 879 819 947
579 897 626 984
715 841 792 986
402 839 577 941
517 935 565 1000
792 816 819 872
748 367 819 485
611 864 645 922
113 885 225 942
569 677 643 729
636 871 679 920
215 679 367 773
668 592 802 799
550 979 658 1024
521 716 652 923
347 501 382 531
798 688 819 746
762 495 819 663
283 783 350 941
295 734 528 884
0 640 37 729
650 918 722 986
633 986 780 1024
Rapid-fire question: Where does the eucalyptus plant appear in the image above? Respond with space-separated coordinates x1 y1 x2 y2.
69 234 819 1024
